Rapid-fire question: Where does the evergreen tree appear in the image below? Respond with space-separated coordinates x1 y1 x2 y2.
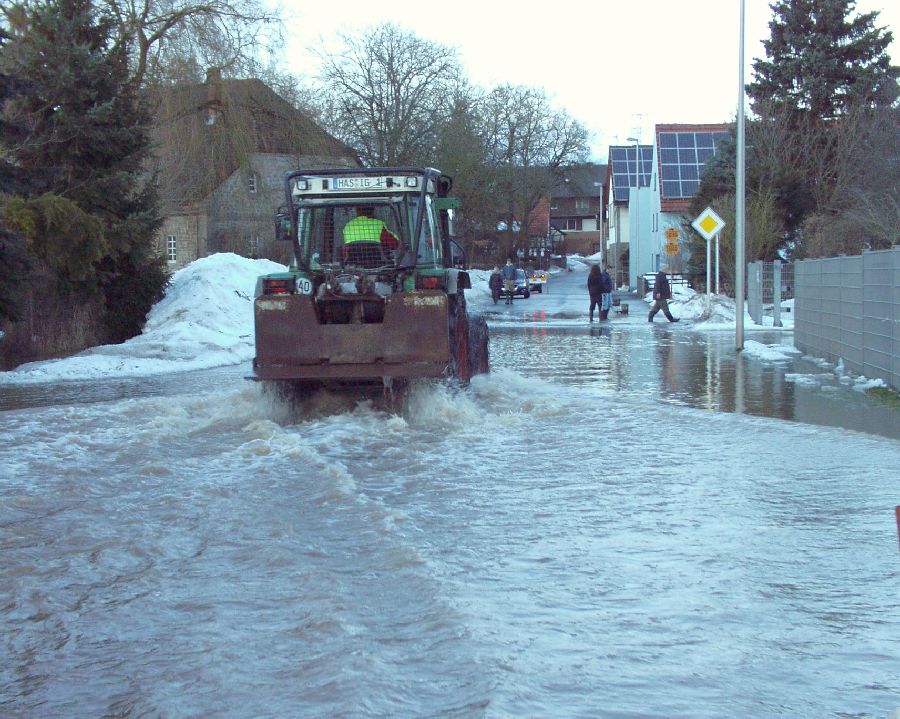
1 0 167 344
748 0 899 120
0 28 33 323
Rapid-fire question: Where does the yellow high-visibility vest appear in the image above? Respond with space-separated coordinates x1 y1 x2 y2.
343 216 390 244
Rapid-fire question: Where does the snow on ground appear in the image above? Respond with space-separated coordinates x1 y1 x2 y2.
649 283 795 331
0 253 284 384
741 339 801 362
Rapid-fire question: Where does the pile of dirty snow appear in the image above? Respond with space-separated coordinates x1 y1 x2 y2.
0 253 284 383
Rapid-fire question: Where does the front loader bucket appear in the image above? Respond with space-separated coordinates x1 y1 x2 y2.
252 292 452 382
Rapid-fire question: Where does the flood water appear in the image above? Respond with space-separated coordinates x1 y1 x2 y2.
2 311 899 718
487 324 900 441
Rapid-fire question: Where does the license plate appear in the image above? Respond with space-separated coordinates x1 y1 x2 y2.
331 176 388 191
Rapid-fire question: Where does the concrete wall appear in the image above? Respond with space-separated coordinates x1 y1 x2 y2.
795 248 899 390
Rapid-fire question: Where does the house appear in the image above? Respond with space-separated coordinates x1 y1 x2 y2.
606 144 652 288
550 163 607 257
150 69 359 269
637 123 731 287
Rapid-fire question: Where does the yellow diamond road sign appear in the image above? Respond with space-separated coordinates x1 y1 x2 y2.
692 206 725 241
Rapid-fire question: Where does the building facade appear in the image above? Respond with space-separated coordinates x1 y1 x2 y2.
550 163 607 257
151 71 360 270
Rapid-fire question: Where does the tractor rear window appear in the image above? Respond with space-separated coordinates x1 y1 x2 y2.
299 205 404 270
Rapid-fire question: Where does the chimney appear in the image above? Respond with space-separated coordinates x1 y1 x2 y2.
205 68 222 125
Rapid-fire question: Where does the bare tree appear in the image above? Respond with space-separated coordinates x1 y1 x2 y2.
431 87 502 261
799 105 899 255
96 0 282 87
481 84 588 261
316 23 465 166
745 100 899 257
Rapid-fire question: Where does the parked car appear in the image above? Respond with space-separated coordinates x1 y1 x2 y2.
512 268 531 298
528 268 547 293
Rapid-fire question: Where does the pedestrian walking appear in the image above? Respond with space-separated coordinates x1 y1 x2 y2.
648 266 680 323
488 266 502 305
500 259 517 304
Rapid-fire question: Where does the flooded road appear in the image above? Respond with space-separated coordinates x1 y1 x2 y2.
2 282 899 717
486 324 900 441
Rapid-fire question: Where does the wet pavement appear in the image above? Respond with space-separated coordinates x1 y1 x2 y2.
474 270 899 442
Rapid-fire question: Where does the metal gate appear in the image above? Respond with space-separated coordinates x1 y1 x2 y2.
748 260 794 327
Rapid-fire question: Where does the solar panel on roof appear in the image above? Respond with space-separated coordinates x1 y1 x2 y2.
658 131 729 199
610 145 653 203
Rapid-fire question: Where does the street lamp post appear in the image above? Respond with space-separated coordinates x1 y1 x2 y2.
735 0 746 350
627 136 640 292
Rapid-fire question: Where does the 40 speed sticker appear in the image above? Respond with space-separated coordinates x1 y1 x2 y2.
297 277 313 295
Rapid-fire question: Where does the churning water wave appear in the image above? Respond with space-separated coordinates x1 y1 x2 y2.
1 371 899 717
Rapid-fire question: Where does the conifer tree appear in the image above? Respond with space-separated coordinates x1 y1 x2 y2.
0 28 29 323
1 0 167 343
748 0 899 121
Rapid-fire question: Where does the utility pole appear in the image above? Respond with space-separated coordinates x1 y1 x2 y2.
735 0 746 351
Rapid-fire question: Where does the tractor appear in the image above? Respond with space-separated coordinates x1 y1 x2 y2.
251 167 489 396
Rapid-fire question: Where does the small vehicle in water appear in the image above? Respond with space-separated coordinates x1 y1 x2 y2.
251 167 489 395
528 268 547 293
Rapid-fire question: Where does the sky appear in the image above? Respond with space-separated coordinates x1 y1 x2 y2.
279 0 900 162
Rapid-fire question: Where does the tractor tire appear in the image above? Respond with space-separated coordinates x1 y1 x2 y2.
448 287 471 383
467 312 489 376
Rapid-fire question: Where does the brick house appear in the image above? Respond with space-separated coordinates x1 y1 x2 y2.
150 70 359 270
549 163 607 256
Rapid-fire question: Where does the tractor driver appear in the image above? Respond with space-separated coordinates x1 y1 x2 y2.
342 207 400 251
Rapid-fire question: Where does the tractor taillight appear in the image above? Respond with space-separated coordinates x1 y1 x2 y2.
263 278 295 295
416 275 442 290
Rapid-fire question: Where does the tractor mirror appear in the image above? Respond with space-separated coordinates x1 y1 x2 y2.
450 239 467 270
274 211 292 242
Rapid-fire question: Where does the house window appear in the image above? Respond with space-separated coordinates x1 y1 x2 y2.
575 198 589 210
560 218 580 231
550 201 558 210
166 235 177 263
248 173 257 193
249 235 261 258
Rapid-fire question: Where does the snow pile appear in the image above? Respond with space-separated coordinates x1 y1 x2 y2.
741 339 801 362
661 286 794 331
467 266 495 303
0 253 284 384
789 356 890 393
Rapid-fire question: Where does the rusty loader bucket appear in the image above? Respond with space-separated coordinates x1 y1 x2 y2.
253 292 452 382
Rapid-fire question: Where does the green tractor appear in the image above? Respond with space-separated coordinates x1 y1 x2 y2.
252 167 489 395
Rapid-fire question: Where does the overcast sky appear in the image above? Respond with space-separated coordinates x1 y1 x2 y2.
280 0 898 162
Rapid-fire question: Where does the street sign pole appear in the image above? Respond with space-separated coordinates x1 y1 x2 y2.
692 207 726 318
706 236 712 312
715 235 720 294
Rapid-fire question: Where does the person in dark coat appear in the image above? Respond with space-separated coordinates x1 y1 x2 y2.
488 266 502 304
599 265 613 320
587 265 604 322
648 265 679 322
